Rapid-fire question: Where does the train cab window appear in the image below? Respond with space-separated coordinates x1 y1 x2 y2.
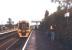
25 23 29 29
26 23 29 27
18 23 23 29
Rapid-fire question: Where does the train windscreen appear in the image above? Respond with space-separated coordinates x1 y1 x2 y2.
18 22 29 30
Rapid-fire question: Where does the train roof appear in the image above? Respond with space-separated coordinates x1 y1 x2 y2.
18 20 29 24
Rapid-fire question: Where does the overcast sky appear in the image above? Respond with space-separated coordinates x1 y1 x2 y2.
0 0 59 25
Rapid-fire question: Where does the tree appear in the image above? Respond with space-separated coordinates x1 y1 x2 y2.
7 18 14 29
51 0 72 9
7 18 14 25
45 10 49 19
51 0 72 47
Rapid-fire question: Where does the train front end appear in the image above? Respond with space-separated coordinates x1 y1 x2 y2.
17 21 31 38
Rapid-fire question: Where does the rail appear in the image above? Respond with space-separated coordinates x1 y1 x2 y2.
0 29 17 39
0 32 17 40
0 28 17 34
6 39 19 50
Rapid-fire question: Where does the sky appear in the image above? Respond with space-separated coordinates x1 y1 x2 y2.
0 0 59 25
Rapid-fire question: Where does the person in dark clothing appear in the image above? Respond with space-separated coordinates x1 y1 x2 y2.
48 32 51 40
48 24 56 40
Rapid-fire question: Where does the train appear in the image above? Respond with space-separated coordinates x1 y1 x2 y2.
16 21 31 38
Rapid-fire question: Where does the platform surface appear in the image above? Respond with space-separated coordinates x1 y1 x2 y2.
25 30 71 50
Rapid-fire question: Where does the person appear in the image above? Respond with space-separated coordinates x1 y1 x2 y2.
49 24 55 41
48 31 51 40
51 31 55 40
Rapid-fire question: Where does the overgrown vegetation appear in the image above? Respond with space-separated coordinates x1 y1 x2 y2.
39 6 72 48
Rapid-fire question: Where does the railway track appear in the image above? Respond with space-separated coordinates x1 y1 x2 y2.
0 32 18 50
0 38 19 50
0 31 17 40
0 31 30 50
0 32 18 45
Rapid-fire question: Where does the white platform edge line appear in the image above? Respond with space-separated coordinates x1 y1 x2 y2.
22 30 33 50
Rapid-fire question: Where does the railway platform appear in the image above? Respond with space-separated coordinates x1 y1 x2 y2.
0 29 16 34
23 30 71 50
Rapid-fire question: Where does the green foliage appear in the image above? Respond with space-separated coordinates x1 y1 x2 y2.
39 8 72 46
7 18 14 29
